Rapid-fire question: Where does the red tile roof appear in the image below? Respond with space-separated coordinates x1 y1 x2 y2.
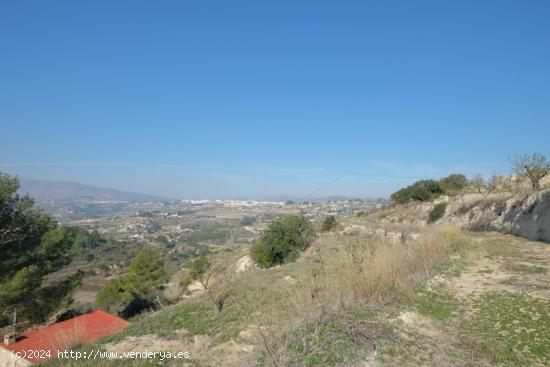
0 310 129 364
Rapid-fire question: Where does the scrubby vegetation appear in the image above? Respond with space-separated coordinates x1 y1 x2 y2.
250 225 466 366
251 214 316 268
182 255 229 312
185 226 230 246
240 216 256 226
390 173 472 204
327 226 463 306
259 310 390 366
391 179 445 204
440 173 468 193
428 203 447 223
155 235 169 246
321 215 337 231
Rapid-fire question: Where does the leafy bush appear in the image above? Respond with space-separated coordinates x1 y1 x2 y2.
322 215 337 232
440 174 468 193
186 256 211 286
391 180 444 204
428 203 447 223
155 235 169 245
240 216 256 226
391 173 469 204
70 227 105 260
251 215 316 268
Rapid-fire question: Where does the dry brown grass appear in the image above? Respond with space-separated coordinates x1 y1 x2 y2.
251 225 465 366
324 225 463 308
285 225 464 322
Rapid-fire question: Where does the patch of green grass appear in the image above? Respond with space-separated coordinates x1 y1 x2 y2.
117 276 295 344
416 291 461 321
482 237 526 260
478 268 494 274
377 210 393 219
304 319 355 366
460 291 550 366
378 335 440 366
505 263 547 274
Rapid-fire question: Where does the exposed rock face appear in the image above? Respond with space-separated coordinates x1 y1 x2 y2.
341 224 421 244
507 191 550 242
343 224 373 236
235 255 253 272
444 190 550 243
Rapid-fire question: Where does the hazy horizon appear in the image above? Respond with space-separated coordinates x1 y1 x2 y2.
10 170 429 200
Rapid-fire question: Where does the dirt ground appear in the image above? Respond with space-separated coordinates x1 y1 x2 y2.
389 232 550 366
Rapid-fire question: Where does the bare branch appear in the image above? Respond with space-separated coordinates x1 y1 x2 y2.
510 153 550 191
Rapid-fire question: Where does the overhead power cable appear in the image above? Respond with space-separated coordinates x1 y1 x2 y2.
299 169 438 200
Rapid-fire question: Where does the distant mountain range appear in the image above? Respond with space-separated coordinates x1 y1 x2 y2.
19 178 170 202
16 177 386 203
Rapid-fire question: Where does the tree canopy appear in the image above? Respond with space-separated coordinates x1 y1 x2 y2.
0 172 76 325
96 248 168 317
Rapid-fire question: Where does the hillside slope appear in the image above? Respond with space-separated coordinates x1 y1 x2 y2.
45 218 550 366
372 176 550 244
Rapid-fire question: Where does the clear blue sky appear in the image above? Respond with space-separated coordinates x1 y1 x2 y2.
1 0 549 199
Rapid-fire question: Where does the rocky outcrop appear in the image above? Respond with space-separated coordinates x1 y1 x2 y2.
443 190 550 243
235 255 253 272
341 224 421 243
503 191 550 242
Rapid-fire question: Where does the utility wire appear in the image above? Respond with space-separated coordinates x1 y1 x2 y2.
299 169 438 201
346 170 427 180
301 171 350 200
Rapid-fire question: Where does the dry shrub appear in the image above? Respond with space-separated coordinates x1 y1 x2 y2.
254 309 392 367
326 225 462 308
279 226 463 325
252 226 464 366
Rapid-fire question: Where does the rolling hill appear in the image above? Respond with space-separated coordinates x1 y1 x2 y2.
19 178 170 202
